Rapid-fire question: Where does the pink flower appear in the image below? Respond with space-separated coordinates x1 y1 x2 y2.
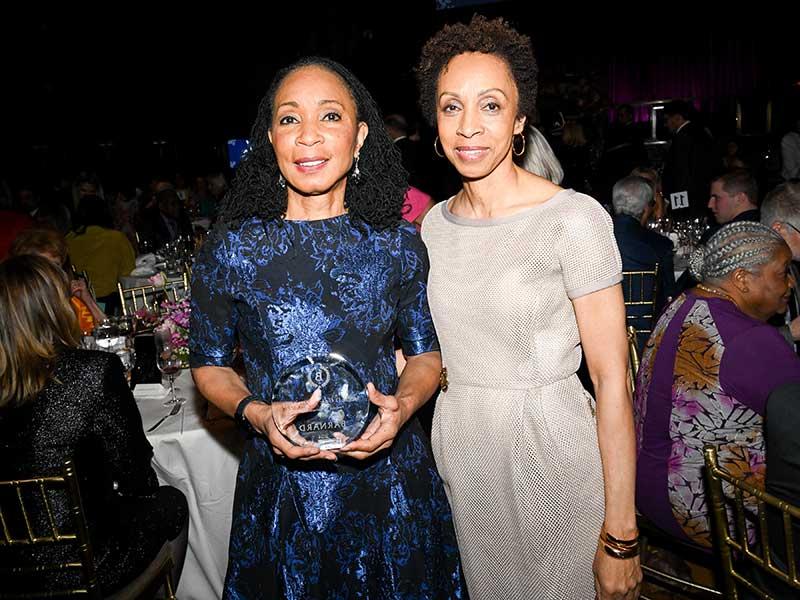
148 272 166 287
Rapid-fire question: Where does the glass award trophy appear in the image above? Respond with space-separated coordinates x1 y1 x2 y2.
272 353 374 450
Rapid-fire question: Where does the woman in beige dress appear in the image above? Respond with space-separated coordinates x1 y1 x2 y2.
416 16 641 599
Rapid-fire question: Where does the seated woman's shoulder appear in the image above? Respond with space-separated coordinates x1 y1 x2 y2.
58 347 119 374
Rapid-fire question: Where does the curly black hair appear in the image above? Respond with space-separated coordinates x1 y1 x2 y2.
218 57 407 230
416 15 538 127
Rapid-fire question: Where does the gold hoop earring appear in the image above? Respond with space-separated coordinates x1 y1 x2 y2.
513 133 526 157
433 136 445 158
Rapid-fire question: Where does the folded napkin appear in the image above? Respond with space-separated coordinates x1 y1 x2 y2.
133 383 168 399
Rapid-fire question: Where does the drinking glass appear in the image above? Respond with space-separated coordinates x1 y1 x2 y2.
154 327 186 407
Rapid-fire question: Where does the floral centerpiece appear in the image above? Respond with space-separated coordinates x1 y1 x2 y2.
156 297 191 367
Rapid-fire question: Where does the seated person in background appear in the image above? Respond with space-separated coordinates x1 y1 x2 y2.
66 195 135 314
10 228 105 333
676 169 762 294
761 182 800 354
634 222 800 549
702 169 760 243
761 382 800 598
631 166 667 222
139 188 193 251
521 124 564 185
611 175 676 349
0 255 188 594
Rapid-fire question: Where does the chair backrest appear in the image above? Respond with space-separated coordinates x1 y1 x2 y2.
0 459 102 598
622 265 659 338
703 444 800 599
117 271 190 316
626 325 640 394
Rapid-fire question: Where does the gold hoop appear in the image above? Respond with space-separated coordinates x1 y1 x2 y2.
433 136 445 158
513 133 526 157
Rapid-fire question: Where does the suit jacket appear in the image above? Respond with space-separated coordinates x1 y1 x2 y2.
613 214 676 349
763 381 800 597
662 121 714 217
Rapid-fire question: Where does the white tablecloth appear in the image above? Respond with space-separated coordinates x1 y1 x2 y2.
136 371 243 600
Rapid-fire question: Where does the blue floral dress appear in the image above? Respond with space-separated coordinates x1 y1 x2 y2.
189 215 464 600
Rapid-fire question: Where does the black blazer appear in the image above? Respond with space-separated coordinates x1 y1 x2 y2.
613 214 677 348
662 121 715 217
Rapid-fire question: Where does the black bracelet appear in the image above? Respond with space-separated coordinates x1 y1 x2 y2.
234 394 263 435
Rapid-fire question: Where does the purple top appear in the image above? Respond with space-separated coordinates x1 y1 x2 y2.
634 290 800 547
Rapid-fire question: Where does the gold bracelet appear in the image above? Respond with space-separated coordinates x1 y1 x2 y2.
600 525 640 559
603 528 639 548
602 543 639 560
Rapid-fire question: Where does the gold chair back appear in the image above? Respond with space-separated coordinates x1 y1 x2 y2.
626 325 640 394
0 459 101 598
622 265 659 338
0 460 176 599
704 444 800 599
117 272 190 316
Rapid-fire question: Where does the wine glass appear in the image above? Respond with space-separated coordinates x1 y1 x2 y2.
154 327 186 407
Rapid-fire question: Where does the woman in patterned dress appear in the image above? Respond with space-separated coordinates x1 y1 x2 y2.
416 15 641 600
189 57 463 599
635 221 800 547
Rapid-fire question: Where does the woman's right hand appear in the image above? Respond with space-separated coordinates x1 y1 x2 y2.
244 390 337 461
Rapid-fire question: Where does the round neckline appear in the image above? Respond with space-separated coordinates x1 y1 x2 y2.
283 213 349 225
441 188 574 227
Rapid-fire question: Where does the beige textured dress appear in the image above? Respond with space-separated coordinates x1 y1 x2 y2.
421 189 623 599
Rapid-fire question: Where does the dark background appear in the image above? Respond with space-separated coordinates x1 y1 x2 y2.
1 2 798 181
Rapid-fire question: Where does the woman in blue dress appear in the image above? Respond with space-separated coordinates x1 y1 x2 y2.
189 57 464 599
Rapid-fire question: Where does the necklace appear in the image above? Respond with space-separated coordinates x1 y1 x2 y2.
696 283 737 305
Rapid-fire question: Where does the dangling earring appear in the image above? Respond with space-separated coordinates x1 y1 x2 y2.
513 133 526 157
433 136 445 158
277 174 286 189
351 155 361 183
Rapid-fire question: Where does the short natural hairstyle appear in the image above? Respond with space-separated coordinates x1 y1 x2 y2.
10 228 68 265
612 176 654 219
0 255 80 409
416 14 538 127
217 56 406 230
521 125 563 184
761 182 800 228
689 221 786 284
713 168 759 206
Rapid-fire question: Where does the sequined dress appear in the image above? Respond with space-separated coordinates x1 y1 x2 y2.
189 215 464 599
0 349 187 594
421 190 623 599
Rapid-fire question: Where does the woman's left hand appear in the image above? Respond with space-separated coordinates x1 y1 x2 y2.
593 542 642 600
337 383 409 460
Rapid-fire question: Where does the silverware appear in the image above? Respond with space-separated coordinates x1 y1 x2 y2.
147 402 183 433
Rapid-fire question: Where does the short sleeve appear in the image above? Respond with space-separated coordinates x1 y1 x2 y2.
557 194 622 299
189 226 239 367
721 325 800 415
396 228 439 356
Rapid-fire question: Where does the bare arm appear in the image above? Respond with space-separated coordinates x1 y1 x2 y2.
339 350 441 459
573 284 641 599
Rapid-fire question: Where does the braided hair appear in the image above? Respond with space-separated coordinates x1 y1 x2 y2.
218 57 407 230
689 221 786 283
